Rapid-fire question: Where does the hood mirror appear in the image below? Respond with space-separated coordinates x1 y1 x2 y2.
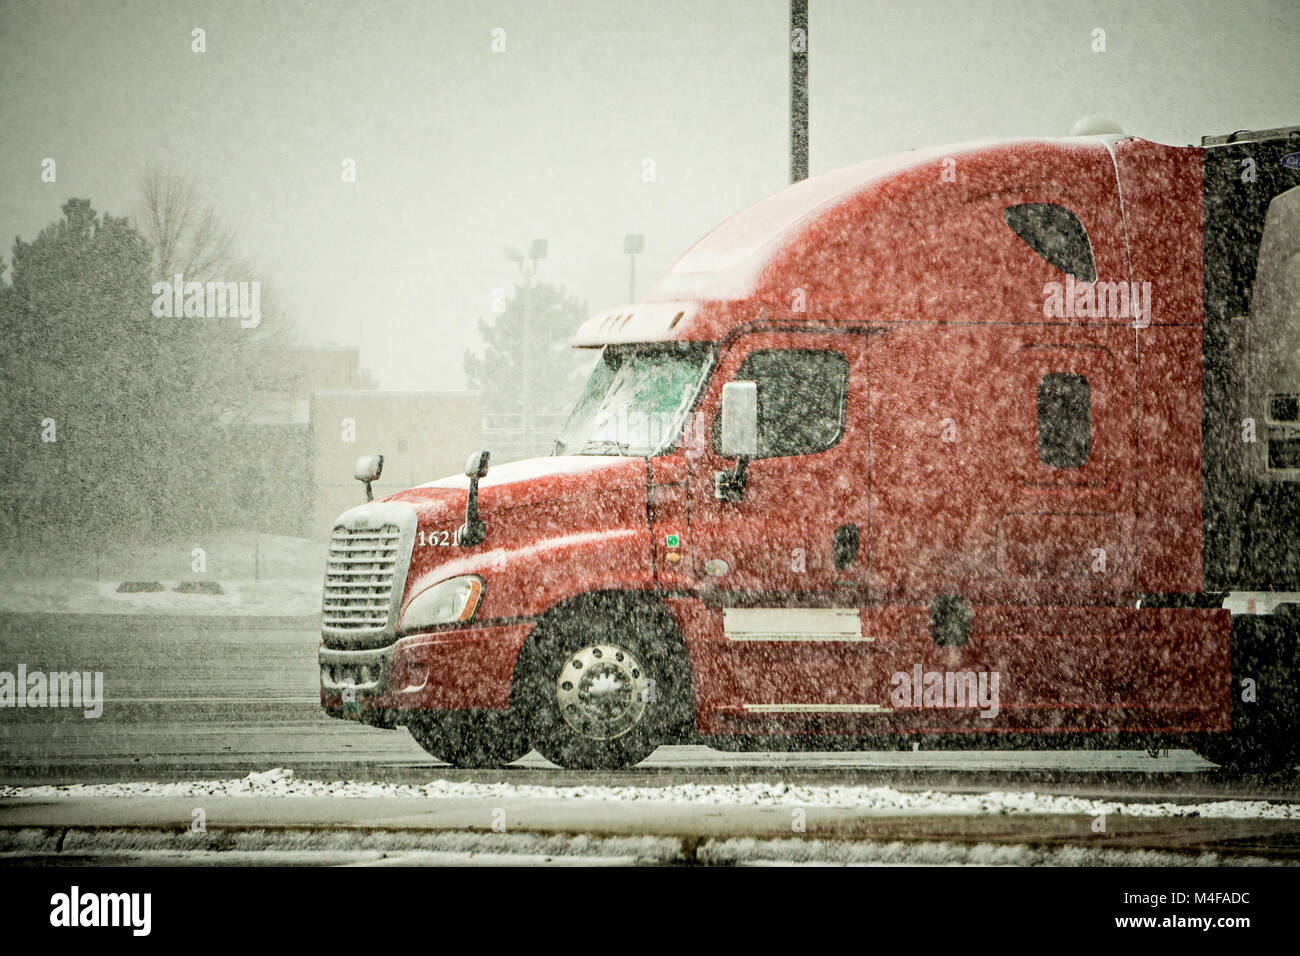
354 454 384 501
458 450 491 546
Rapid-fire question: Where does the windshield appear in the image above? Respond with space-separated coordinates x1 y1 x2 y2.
555 343 715 456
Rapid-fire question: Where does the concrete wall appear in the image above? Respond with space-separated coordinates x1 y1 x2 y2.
309 390 483 534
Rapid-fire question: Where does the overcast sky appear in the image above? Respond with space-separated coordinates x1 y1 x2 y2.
2 0 1296 389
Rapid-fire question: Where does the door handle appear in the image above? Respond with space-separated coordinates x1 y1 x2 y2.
833 524 860 570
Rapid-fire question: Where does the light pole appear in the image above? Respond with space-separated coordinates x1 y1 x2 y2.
791 0 808 183
504 239 547 457
624 233 644 301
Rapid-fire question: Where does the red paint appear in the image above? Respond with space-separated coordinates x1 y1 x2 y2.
325 135 1243 741
321 623 532 711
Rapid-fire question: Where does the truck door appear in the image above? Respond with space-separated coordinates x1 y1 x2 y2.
686 329 868 595
683 330 885 722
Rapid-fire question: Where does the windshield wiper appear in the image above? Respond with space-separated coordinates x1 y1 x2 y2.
580 439 631 456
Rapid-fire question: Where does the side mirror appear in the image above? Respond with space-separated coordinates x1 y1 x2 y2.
719 381 758 457
354 454 384 501
716 381 757 502
459 449 491 546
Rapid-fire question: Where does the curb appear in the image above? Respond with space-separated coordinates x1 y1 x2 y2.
0 824 1285 866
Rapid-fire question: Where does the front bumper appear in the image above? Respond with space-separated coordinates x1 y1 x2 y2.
320 621 533 714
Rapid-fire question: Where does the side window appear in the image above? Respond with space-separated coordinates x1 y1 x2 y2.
1037 372 1091 468
715 349 849 458
1003 203 1097 282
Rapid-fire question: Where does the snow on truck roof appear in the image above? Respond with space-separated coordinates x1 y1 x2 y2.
572 135 1126 347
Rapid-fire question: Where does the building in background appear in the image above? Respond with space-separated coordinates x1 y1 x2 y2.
287 345 369 395
221 389 312 537
310 388 481 535
481 409 572 463
235 345 482 537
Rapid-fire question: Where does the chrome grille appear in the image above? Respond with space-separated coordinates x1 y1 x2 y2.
323 524 402 630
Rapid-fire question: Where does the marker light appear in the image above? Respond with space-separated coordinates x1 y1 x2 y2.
400 576 484 632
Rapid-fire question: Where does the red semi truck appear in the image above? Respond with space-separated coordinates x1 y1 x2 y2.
320 124 1300 771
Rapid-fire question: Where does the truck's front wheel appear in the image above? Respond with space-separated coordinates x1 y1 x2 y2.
406 711 530 769
514 595 692 770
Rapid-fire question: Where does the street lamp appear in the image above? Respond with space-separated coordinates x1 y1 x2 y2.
504 239 547 457
624 233 644 301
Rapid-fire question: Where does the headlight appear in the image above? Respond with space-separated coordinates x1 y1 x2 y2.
400 576 484 632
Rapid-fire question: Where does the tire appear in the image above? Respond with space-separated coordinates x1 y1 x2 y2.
513 593 693 770
406 711 530 769
1193 735 1299 773
1192 611 1300 774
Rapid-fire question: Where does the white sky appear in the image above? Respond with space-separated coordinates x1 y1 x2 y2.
2 0 1296 389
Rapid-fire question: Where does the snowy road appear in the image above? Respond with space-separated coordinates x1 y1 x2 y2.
4 614 1300 864
2 613 1298 800
4 772 1300 865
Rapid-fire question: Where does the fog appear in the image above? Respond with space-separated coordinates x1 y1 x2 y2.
1 2 1298 882
2 0 1296 393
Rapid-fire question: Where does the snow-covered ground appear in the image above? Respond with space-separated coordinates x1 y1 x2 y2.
4 767 1298 820
0 576 321 616
0 532 324 616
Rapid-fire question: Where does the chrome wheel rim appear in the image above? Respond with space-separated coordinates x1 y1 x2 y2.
555 643 649 740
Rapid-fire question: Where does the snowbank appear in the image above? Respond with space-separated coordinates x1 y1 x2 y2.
0 576 321 616
3 767 1298 820
0 532 325 616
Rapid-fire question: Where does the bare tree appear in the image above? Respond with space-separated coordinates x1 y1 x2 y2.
141 168 238 280
134 169 301 533
136 167 296 417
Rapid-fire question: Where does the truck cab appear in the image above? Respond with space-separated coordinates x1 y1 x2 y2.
321 127 1300 771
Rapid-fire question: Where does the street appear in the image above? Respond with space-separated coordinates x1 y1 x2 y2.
2 613 1298 802
3 612 1299 867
